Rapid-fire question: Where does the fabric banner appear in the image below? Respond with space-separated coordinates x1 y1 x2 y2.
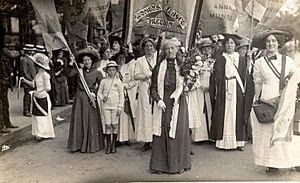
31 0 68 52
200 0 287 38
127 0 197 47
86 0 110 29
200 0 238 36
270 69 300 147
64 3 90 43
110 0 125 35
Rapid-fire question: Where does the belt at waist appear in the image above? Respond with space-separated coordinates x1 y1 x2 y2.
225 76 236 80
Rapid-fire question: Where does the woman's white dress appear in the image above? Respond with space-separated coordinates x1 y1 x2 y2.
216 53 245 149
252 53 300 168
192 62 213 141
32 70 55 138
134 53 157 142
118 59 138 142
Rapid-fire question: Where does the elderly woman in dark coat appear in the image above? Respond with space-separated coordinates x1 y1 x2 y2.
150 37 191 174
67 47 104 153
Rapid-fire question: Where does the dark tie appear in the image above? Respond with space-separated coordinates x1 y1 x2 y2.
268 55 277 60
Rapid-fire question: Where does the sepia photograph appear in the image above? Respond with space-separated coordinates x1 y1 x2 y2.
1 0 300 182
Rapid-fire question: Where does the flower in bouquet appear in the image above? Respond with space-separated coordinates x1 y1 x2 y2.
179 48 202 93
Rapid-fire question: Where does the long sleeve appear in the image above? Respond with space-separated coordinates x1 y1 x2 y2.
150 63 161 103
98 79 105 100
43 72 51 92
117 81 124 108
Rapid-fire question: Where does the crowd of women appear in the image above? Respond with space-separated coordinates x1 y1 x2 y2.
22 27 300 175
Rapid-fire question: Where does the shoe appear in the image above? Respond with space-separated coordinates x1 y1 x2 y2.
190 150 195 155
124 141 131 146
150 169 163 174
111 144 117 153
24 113 32 117
142 143 150 152
0 128 11 133
294 166 300 172
266 167 279 173
237 147 244 151
6 124 18 128
115 141 122 147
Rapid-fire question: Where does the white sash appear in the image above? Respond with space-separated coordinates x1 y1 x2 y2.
152 59 183 138
223 53 245 93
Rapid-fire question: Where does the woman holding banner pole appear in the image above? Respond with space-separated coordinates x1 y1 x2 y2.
67 47 104 153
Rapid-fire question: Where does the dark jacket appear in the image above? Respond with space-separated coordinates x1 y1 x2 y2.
20 55 36 88
209 54 247 141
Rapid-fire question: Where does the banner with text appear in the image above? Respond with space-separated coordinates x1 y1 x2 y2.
127 0 197 47
200 0 238 36
200 0 287 38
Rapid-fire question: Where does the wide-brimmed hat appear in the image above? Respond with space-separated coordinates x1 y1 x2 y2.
252 28 293 49
221 33 242 46
30 53 50 70
35 45 46 53
198 38 214 49
23 44 36 51
236 38 250 50
75 46 100 63
104 61 118 71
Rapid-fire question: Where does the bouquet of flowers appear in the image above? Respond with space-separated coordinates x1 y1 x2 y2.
179 48 203 93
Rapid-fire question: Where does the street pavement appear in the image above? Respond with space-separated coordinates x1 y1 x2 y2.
0 87 71 148
1 119 300 182
1 87 300 182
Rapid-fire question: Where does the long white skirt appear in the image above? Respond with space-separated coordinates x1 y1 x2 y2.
118 111 135 142
192 91 212 141
32 95 55 138
251 111 300 168
216 79 244 149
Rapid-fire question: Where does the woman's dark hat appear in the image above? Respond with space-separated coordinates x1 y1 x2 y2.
221 33 242 46
252 28 293 49
99 44 110 57
109 36 122 47
75 46 100 63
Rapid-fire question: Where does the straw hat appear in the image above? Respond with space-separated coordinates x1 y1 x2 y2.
35 45 46 53
198 38 214 49
252 28 293 49
104 61 118 72
23 44 36 51
31 53 50 70
236 38 250 50
75 46 100 63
